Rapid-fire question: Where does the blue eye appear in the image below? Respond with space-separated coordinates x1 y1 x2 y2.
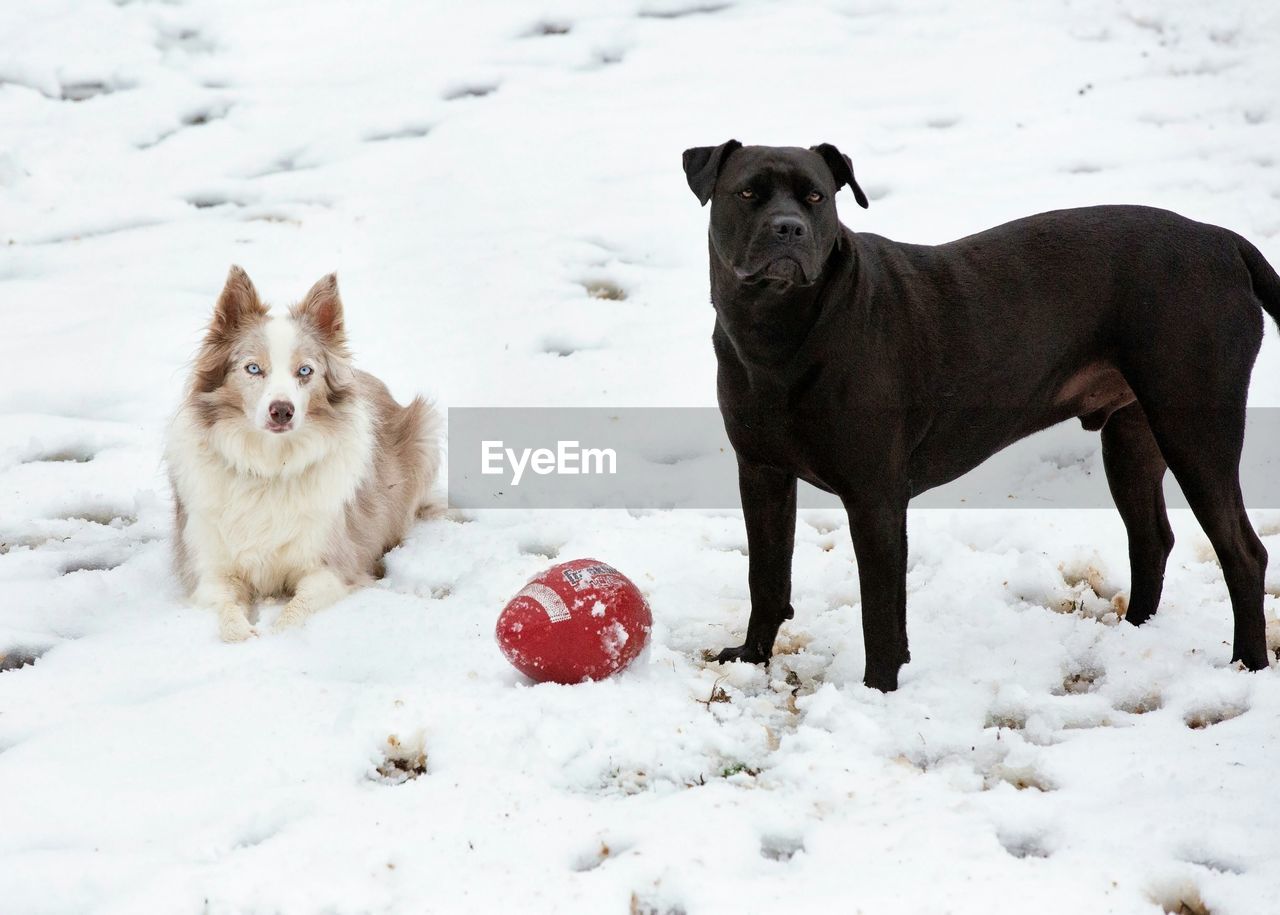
246 363 262 375
297 365 313 378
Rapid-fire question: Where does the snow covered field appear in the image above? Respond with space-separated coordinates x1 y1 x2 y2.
3 0 1280 912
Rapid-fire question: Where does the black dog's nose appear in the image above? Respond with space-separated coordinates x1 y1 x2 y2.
268 400 294 425
771 216 807 240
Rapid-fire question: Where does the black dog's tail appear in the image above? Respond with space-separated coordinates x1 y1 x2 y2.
1240 236 1280 328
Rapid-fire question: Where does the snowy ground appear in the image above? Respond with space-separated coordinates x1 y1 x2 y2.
3 1 1280 912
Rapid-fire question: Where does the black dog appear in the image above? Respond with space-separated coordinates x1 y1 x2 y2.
682 140 1280 691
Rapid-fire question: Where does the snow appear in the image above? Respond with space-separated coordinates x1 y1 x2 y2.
603 619 630 659
2 0 1280 912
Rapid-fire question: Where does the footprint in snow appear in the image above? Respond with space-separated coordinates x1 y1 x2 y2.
572 838 630 871
760 835 804 861
155 26 216 55
57 508 137 527
22 447 94 464
998 830 1052 859
581 278 627 301
443 83 499 101
371 732 428 784
137 104 232 150
0 645 50 672
984 760 1056 793
1147 878 1213 915
638 3 731 19
186 194 247 210
518 539 562 560
60 81 119 102
364 124 433 143
1052 662 1105 696
60 554 125 575
1183 703 1247 730
523 20 571 37
1113 690 1163 715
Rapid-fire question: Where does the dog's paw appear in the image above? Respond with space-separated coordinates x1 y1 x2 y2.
271 607 307 634
862 664 901 693
219 615 258 643
711 643 771 665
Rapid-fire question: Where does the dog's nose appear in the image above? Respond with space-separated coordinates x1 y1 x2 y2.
268 401 294 425
771 216 807 240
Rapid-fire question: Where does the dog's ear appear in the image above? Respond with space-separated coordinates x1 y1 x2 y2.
194 267 264 392
682 140 742 206
293 273 346 343
322 349 356 399
211 265 266 338
810 143 869 209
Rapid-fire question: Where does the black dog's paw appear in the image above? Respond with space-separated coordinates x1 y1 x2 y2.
710 643 771 665
863 664 901 693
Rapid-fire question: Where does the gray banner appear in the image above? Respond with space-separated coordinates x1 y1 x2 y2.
447 407 1280 509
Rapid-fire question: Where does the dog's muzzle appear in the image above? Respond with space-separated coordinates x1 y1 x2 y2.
734 253 813 286
762 257 803 282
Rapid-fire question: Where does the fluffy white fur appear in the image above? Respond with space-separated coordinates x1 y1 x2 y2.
167 397 374 637
167 267 440 641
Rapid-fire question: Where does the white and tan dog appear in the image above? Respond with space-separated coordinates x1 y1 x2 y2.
167 266 441 641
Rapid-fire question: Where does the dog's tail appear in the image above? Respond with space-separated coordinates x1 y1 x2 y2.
1240 236 1280 328
398 396 446 520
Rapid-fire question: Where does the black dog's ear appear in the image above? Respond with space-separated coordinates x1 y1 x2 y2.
810 143 869 209
682 140 742 206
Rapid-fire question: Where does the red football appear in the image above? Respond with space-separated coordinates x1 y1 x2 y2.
496 558 652 684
